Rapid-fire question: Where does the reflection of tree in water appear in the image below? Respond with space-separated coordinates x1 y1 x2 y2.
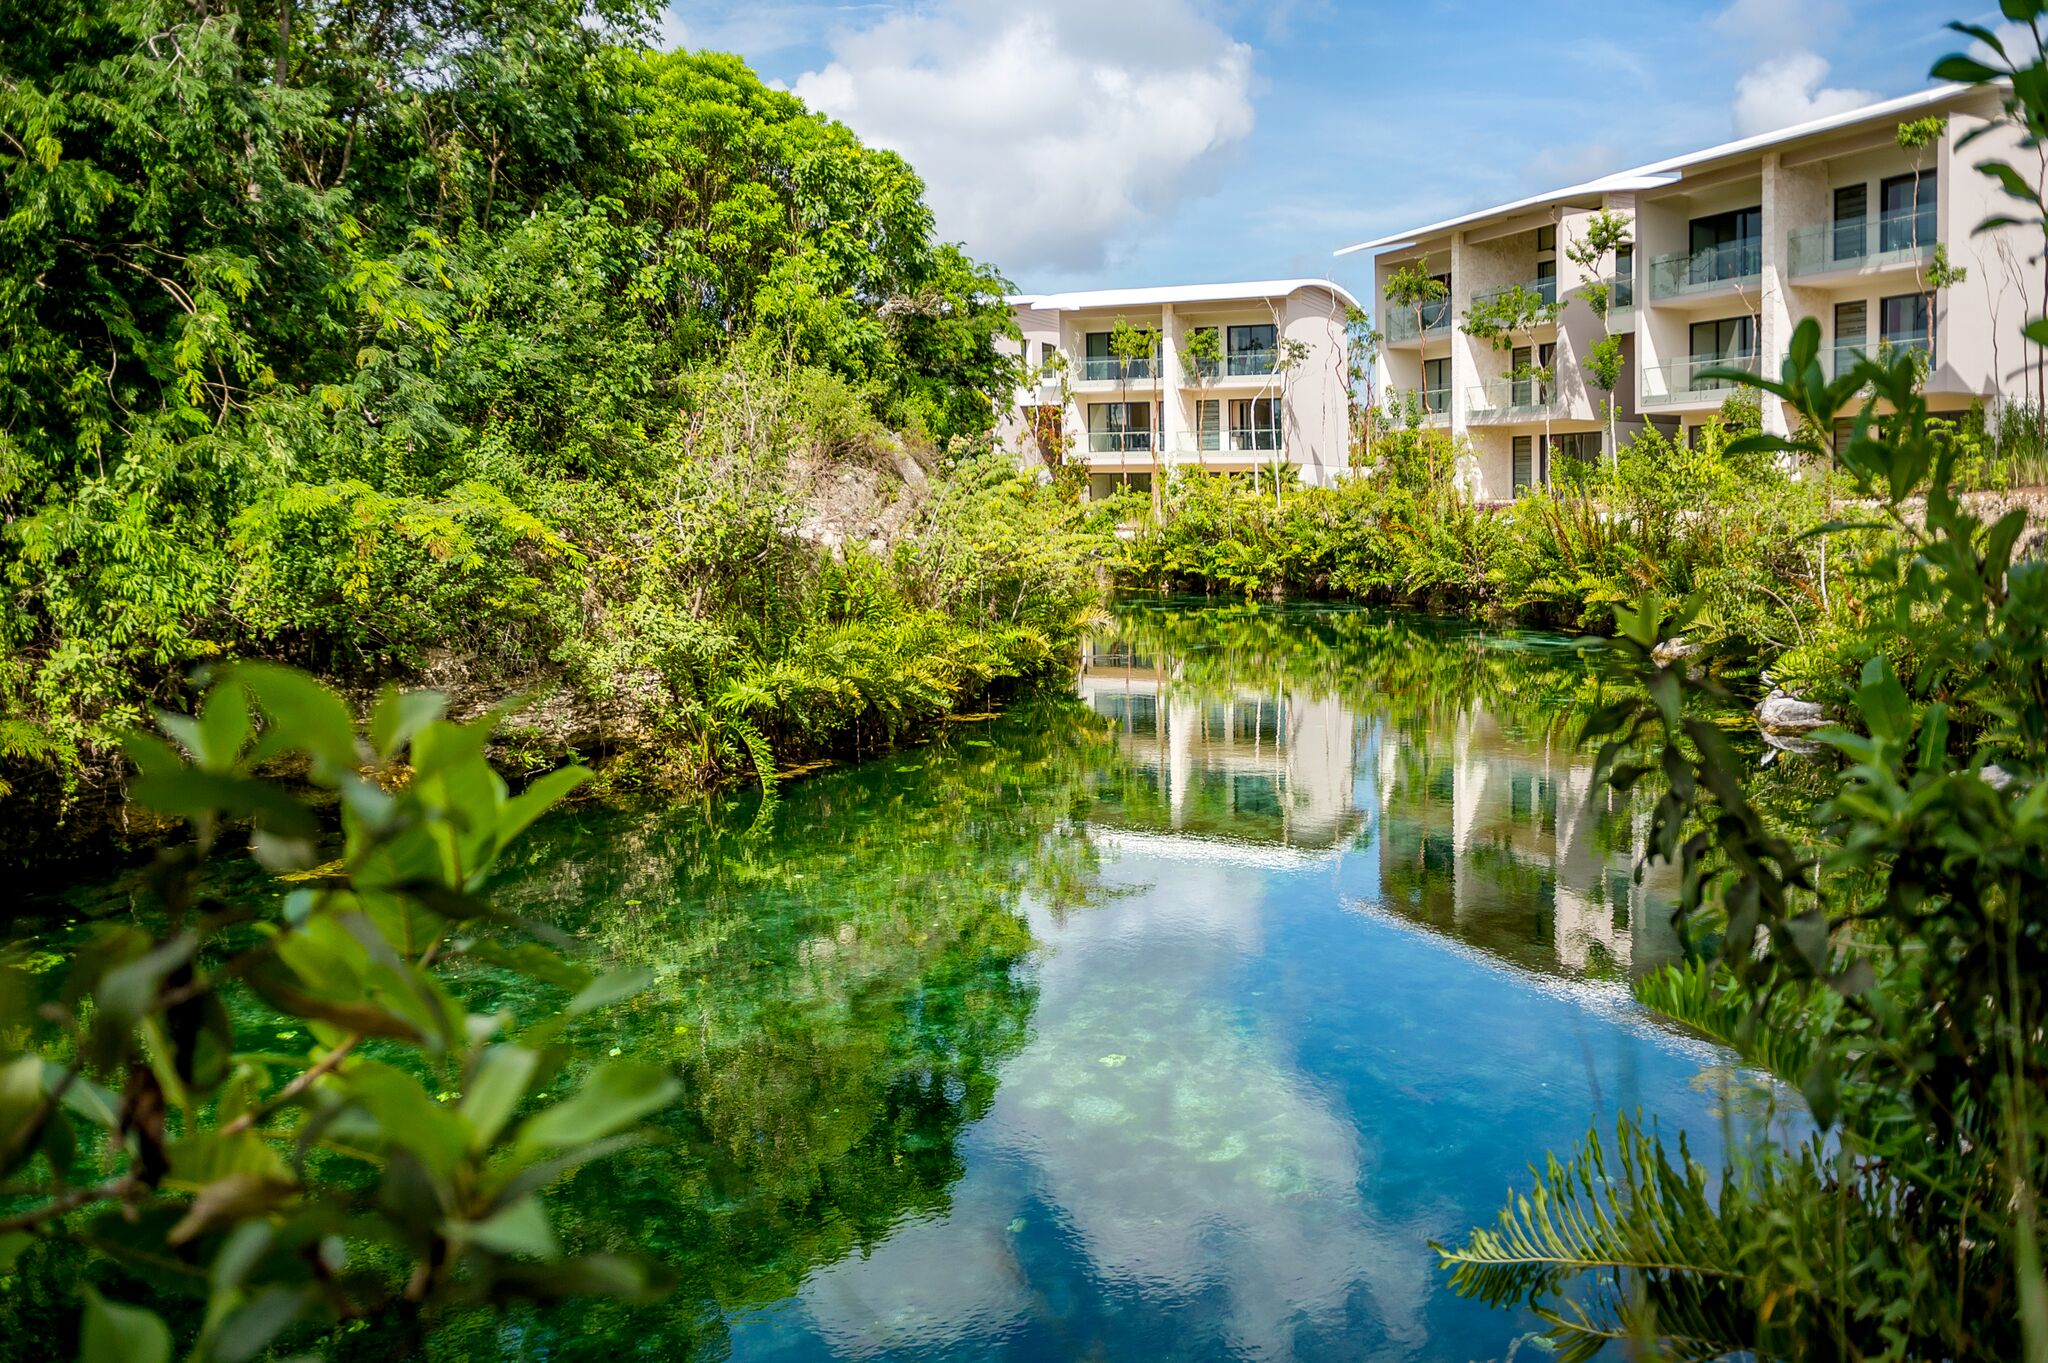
414 698 1118 1363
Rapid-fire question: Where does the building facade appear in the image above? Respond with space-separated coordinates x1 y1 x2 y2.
999 280 1359 499
1344 84 2038 502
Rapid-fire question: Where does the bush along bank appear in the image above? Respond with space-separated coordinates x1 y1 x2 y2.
1111 406 2046 712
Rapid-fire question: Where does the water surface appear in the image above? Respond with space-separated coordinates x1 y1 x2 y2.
15 604 1796 1362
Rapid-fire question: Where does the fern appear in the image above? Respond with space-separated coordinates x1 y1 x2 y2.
1635 959 1829 1089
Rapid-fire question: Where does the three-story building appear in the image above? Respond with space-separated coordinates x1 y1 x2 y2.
1344 84 2037 501
999 280 1359 499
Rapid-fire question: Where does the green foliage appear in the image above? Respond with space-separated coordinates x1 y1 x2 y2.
0 667 678 1359
0 0 1046 827
1436 20 2048 1349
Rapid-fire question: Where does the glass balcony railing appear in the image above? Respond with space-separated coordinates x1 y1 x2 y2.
1384 297 1454 342
1469 276 1558 310
1225 349 1277 377
1466 377 1552 420
1079 356 1158 382
1787 209 1937 276
1224 428 1283 452
1608 274 1635 313
1646 241 1762 300
1639 352 1761 405
1087 431 1155 453
1819 335 1932 379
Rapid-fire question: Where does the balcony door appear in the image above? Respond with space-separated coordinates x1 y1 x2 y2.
1689 206 1763 281
1689 316 1756 389
1228 397 1282 451
1880 171 1937 253
1226 323 1277 376
1832 184 1868 265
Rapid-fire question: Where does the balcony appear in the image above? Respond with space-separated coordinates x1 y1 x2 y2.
1787 210 1937 278
1646 241 1762 301
1384 298 1454 343
1607 274 1635 316
1817 335 1932 380
1078 356 1159 383
1225 348 1277 377
1469 277 1559 310
1465 377 1552 422
1639 353 1761 406
1087 431 1155 454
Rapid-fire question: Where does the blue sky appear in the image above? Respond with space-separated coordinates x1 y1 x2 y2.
658 0 1990 306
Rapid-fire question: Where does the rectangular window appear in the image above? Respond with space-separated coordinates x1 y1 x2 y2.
1197 398 1220 451
1083 330 1155 381
1087 401 1152 452
1535 258 1558 305
1688 206 1764 283
1539 343 1556 404
1689 316 1757 391
1228 396 1282 451
1422 357 1450 412
1187 326 1221 378
1425 274 1452 329
1614 246 1634 308
1552 431 1600 472
1226 323 1278 376
1535 224 1557 254
1880 292 1931 358
1880 171 1937 253
1511 345 1533 406
1833 183 1869 264
1833 300 1868 373
1512 435 1535 495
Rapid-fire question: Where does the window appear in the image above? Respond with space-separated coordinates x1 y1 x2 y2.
1424 273 1453 329
1880 292 1931 358
1833 183 1869 264
1226 323 1277 376
1551 431 1601 472
1688 206 1764 282
1689 316 1757 390
1535 258 1558 305
1197 398 1220 451
1512 436 1535 495
1539 343 1556 403
1833 300 1868 372
1880 171 1937 253
1083 331 1154 381
1228 396 1282 451
1087 401 1152 452
1536 224 1557 254
1614 246 1634 308
1187 326 1220 378
1422 357 1450 411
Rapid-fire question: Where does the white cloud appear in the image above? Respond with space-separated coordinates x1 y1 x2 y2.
1711 0 1847 52
1731 52 1878 137
790 0 1256 274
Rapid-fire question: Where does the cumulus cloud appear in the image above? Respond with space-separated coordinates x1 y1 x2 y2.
1731 52 1878 136
790 0 1256 274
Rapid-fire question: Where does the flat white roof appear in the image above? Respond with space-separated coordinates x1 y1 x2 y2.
1335 83 1990 258
1008 277 1362 313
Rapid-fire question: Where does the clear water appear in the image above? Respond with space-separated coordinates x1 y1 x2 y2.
12 603 1798 1362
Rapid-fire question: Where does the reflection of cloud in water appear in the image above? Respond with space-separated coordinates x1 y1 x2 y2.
796 852 1429 1361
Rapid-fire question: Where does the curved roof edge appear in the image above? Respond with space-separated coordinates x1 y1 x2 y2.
1334 82 1991 259
1008 277 1362 314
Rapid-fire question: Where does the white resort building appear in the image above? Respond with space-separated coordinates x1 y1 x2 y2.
998 280 1359 499
1343 83 2041 502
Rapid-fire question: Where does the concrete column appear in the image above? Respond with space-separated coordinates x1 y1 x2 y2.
1757 152 1797 436
1159 302 1189 463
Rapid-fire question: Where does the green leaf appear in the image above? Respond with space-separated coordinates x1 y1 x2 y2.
236 664 360 778
369 686 447 762
80 1288 171 1363
464 1045 541 1152
515 1062 679 1151
495 766 590 856
459 1195 560 1260
566 967 654 1017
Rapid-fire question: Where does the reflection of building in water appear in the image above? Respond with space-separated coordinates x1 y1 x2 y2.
1371 705 1680 976
1079 638 1365 850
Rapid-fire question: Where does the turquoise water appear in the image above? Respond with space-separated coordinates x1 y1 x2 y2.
9 603 1795 1362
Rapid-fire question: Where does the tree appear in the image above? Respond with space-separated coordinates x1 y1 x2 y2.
1563 209 1634 463
1270 335 1314 503
1385 259 1450 418
1344 306 1383 469
1108 317 1162 507
0 667 678 1359
1896 116 1969 377
1180 324 1224 471
1464 283 1563 488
